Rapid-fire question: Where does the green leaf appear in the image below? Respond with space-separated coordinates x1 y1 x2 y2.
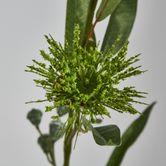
96 0 121 21
106 102 156 166
38 134 53 154
92 125 121 146
101 0 138 54
27 109 42 127
49 121 65 142
65 0 97 47
57 106 69 117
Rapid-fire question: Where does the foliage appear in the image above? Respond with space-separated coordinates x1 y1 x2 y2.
26 1 155 166
101 0 138 54
27 109 42 128
106 102 156 166
92 124 121 146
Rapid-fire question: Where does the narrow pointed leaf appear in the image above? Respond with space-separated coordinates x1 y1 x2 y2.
92 125 121 146
65 0 97 47
96 0 121 21
106 102 156 166
101 0 138 54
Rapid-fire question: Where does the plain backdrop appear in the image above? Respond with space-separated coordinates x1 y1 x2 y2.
0 0 166 166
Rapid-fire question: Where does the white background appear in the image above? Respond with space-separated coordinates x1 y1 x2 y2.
0 0 166 166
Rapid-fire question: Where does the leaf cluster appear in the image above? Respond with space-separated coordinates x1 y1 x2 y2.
26 1 156 166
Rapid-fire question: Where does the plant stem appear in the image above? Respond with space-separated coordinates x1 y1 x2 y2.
63 130 73 166
63 113 76 166
50 146 56 166
84 0 109 47
36 126 43 136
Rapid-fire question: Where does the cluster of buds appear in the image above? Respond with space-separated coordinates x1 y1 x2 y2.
26 25 146 123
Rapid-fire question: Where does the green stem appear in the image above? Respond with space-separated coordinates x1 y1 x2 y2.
63 130 73 166
36 126 43 136
50 146 56 166
63 112 77 166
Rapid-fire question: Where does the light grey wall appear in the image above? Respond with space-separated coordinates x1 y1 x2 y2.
0 0 165 166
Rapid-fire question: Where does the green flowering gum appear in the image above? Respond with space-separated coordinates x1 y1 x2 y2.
26 25 146 121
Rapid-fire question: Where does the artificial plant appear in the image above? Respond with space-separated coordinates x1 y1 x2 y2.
26 1 156 166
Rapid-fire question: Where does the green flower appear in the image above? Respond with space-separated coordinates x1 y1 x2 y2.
26 25 146 123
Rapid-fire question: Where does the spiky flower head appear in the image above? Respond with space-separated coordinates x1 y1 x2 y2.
26 25 146 122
